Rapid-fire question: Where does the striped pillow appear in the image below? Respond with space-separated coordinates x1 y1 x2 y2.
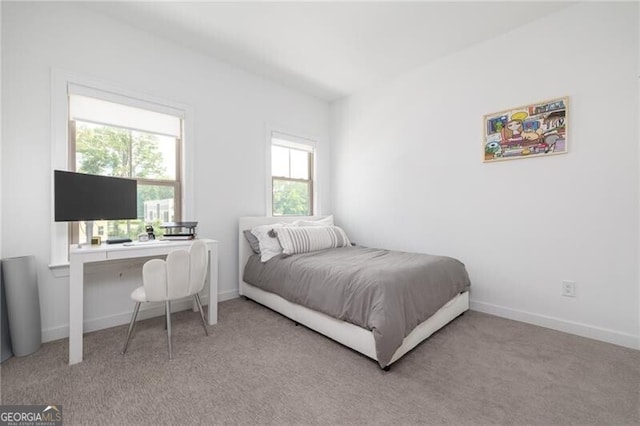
276 226 351 256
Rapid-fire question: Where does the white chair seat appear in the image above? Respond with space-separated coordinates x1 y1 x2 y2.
130 286 147 303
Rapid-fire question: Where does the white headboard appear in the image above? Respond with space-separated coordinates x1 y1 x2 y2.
238 216 329 295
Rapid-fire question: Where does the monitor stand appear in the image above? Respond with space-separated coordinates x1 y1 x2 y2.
77 220 94 248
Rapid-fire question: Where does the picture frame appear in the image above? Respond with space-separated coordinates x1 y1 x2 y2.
483 96 568 163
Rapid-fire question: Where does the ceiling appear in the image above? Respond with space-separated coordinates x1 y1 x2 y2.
86 1 573 101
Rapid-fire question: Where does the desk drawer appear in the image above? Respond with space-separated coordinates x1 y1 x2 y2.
70 252 107 263
106 246 183 260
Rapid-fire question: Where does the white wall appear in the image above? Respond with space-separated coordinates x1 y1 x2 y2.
331 2 639 348
1 2 330 340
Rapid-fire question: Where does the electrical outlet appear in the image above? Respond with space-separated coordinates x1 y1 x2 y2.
562 280 576 297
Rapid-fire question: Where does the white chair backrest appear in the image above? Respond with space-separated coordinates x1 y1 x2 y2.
142 259 168 302
188 240 208 294
142 240 208 302
166 250 190 300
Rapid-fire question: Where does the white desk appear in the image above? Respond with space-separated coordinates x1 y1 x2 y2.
69 239 218 365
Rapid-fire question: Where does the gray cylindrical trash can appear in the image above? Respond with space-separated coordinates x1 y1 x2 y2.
2 256 41 356
1 264 14 362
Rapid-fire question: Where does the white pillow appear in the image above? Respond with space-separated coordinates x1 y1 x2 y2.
276 225 351 256
251 223 290 262
294 215 334 227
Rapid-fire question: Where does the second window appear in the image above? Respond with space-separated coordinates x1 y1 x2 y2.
271 134 315 216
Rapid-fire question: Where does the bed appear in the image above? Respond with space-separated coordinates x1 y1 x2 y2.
238 216 470 370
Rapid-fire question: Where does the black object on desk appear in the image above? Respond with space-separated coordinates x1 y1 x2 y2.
145 225 156 240
160 221 198 240
106 237 133 245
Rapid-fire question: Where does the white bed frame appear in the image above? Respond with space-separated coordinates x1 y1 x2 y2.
238 216 469 368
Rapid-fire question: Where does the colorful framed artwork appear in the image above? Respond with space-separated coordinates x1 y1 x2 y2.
483 96 568 163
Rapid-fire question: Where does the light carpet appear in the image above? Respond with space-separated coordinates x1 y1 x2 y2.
1 298 638 425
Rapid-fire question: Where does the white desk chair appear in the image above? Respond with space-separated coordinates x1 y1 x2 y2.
122 240 209 359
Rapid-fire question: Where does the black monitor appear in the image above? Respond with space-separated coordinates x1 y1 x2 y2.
54 170 137 222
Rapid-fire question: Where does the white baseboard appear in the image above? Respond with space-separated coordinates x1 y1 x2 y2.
42 294 211 343
470 300 640 350
219 288 239 302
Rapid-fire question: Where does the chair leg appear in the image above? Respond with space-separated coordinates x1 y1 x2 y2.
166 300 173 360
164 303 167 330
122 302 141 355
194 293 209 336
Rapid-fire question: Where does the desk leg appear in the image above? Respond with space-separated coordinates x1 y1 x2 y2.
208 243 218 325
69 256 84 365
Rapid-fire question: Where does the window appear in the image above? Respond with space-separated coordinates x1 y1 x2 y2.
68 93 183 242
271 134 315 216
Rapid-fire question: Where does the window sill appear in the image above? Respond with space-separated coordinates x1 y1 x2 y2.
49 262 70 278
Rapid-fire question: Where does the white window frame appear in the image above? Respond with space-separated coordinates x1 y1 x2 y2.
68 96 183 244
266 127 318 217
49 69 194 272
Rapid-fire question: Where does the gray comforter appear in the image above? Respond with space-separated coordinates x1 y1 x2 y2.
243 246 470 367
